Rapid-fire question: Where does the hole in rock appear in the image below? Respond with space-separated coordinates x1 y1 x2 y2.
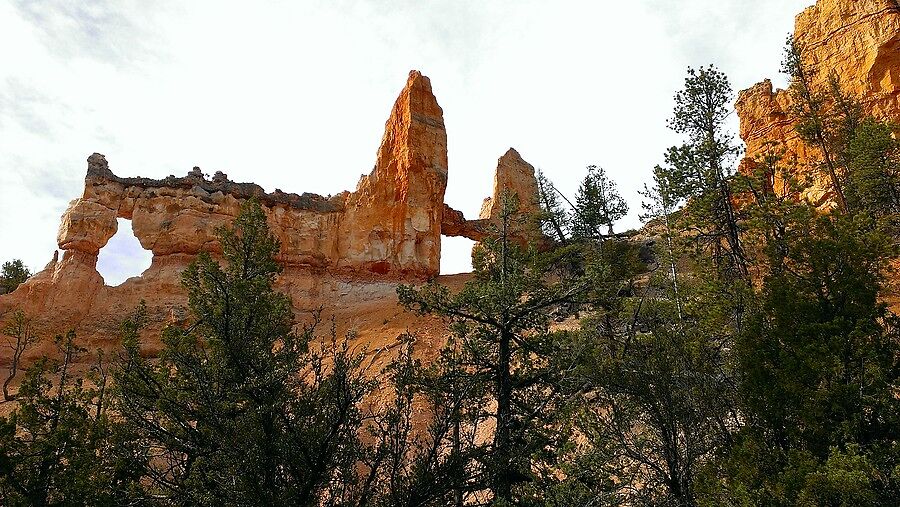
97 218 153 286
440 236 475 275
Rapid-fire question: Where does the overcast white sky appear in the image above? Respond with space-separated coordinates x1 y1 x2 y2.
0 0 812 284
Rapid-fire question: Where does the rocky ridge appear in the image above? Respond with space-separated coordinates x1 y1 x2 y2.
736 0 900 206
0 70 542 363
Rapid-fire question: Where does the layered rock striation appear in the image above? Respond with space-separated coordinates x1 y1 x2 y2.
736 0 900 206
62 71 451 279
479 148 541 221
0 70 544 349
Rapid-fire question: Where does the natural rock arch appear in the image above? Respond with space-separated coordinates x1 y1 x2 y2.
0 70 544 341
96 218 152 287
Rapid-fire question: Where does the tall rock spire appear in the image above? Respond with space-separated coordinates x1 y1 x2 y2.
340 70 449 277
479 148 541 221
476 147 544 247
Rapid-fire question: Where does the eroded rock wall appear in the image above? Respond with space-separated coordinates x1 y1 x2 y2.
339 71 449 275
61 71 449 279
736 0 900 206
0 70 544 353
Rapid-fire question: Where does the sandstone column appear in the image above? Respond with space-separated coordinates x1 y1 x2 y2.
339 70 449 277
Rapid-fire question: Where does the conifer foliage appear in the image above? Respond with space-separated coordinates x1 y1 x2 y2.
112 200 370 505
572 165 629 239
0 260 31 295
398 194 593 503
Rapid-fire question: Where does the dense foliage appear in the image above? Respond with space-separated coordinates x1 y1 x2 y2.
572 165 628 239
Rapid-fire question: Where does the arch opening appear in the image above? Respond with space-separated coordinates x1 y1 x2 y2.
97 218 153 286
439 236 475 275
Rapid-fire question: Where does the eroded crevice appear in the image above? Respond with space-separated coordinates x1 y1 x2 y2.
869 33 900 93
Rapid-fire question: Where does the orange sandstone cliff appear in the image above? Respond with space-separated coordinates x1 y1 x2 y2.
736 0 900 206
0 71 541 366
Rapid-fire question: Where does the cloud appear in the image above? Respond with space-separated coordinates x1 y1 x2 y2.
0 78 58 136
10 0 164 66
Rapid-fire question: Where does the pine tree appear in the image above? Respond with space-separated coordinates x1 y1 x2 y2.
565 224 744 506
398 194 592 503
536 169 571 244
0 260 31 295
657 65 748 279
783 36 851 213
0 332 137 505
572 165 628 239
640 166 684 319
1 311 37 401
710 212 900 505
356 337 488 506
783 36 900 221
113 200 371 505
846 119 900 217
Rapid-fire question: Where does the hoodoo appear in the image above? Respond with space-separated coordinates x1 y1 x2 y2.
0 71 544 350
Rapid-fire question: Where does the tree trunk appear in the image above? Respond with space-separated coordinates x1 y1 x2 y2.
816 129 850 214
493 326 514 501
3 350 20 401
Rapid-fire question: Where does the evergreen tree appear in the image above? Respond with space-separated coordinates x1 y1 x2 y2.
113 200 371 506
2 311 38 401
573 165 628 239
705 186 900 504
0 260 31 295
640 166 684 319
783 35 900 221
566 224 743 506
657 66 748 279
846 119 900 217
357 337 489 506
561 66 749 505
398 194 592 503
0 332 138 505
536 169 571 244
3 52 900 507
782 36 851 213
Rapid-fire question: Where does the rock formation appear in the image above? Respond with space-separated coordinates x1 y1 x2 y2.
0 70 544 362
479 148 541 220
441 204 491 241
477 148 544 244
60 71 450 280
339 71 449 275
441 148 545 246
736 0 900 206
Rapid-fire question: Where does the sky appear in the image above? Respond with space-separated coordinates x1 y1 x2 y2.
0 0 813 284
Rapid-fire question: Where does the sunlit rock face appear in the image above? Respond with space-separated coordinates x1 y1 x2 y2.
736 0 900 207
0 71 546 357
69 71 448 278
479 148 541 221
339 70 449 276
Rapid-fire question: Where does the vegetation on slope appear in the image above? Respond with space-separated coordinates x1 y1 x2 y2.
1 40 900 505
